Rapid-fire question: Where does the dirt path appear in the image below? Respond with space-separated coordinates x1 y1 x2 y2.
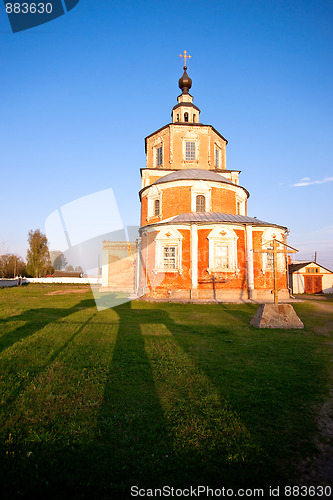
46 287 90 296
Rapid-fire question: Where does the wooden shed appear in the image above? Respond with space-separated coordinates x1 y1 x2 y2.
289 261 333 295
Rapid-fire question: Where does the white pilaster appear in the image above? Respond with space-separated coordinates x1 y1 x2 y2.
135 238 142 294
191 224 198 290
246 225 255 300
101 247 109 288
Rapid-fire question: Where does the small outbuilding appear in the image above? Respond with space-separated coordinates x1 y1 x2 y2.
289 261 333 295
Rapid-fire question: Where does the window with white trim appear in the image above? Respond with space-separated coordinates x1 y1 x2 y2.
163 246 177 269
185 141 196 161
191 185 211 212
208 226 238 272
266 245 274 268
236 197 245 216
155 227 183 273
154 199 160 216
196 195 206 212
156 145 163 167
148 190 161 219
214 147 220 169
261 229 285 271
214 243 231 269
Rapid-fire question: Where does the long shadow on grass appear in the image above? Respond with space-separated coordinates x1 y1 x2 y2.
0 299 97 409
161 303 326 486
0 298 96 355
93 301 172 495
91 301 266 496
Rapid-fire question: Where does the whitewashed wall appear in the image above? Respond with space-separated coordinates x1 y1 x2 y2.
1 277 101 287
23 277 101 284
323 275 333 294
0 278 20 288
292 273 305 294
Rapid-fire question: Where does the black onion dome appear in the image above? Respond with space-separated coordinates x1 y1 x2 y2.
178 67 192 94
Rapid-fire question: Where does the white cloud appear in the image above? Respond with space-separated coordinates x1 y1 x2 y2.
292 176 333 187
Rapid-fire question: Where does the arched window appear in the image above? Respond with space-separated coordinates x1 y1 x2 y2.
196 195 206 212
154 199 160 216
177 114 179 122
184 112 189 122
193 114 196 123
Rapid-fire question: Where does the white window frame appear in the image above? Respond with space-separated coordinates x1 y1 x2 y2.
155 144 163 167
154 227 183 274
162 245 177 270
236 196 245 216
196 194 206 212
183 139 198 162
191 184 211 212
207 226 238 273
185 140 195 160
261 229 285 272
154 198 160 217
214 145 221 169
214 243 232 269
147 189 162 220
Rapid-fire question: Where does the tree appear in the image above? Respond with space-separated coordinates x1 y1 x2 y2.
50 250 68 271
26 229 52 278
0 254 27 278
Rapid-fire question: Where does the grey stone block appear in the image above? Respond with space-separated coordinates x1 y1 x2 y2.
250 304 304 329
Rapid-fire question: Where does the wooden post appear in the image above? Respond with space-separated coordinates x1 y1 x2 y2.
273 239 278 304
253 238 298 304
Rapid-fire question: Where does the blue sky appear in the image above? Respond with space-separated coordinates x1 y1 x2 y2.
1 0 332 269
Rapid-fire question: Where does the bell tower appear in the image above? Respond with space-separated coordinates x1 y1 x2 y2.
171 51 201 124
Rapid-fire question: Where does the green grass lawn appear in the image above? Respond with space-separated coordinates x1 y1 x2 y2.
0 285 332 498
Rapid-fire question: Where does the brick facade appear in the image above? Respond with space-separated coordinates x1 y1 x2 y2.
137 65 289 301
102 64 289 302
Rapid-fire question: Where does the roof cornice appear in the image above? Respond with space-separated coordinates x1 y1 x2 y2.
144 123 228 153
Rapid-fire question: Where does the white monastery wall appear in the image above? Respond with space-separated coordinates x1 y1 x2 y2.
24 277 100 284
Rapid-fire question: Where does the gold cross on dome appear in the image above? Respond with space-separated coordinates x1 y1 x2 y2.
179 50 191 67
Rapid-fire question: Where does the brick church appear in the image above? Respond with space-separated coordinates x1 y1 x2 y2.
102 54 290 301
